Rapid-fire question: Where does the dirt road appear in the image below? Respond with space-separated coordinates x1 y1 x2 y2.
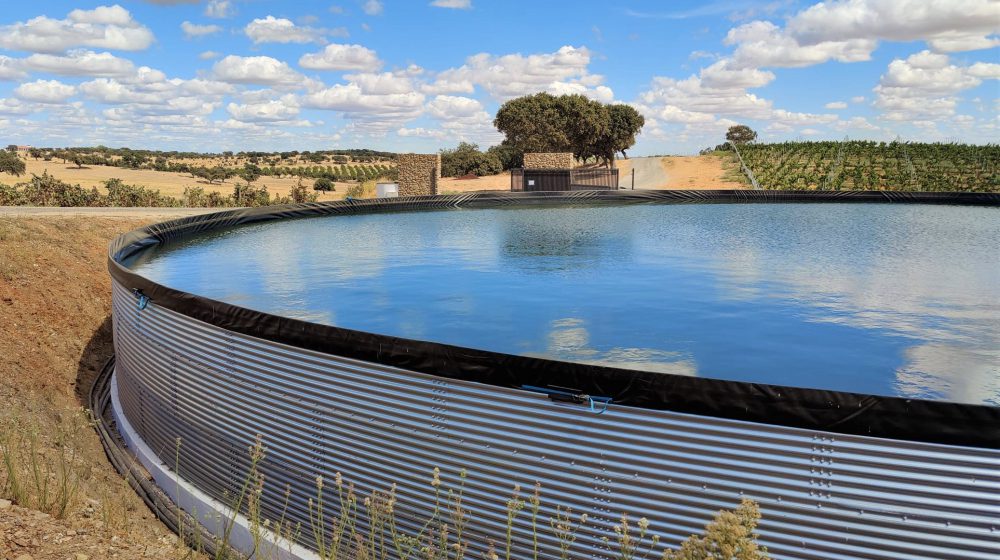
628 156 671 189
618 154 746 190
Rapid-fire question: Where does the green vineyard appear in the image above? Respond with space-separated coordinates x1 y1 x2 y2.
731 141 999 192
261 163 396 182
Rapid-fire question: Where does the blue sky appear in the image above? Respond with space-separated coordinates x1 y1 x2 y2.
0 0 996 154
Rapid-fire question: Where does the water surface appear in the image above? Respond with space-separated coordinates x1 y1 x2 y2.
129 203 1000 405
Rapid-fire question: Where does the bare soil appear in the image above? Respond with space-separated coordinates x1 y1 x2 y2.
660 154 747 189
0 213 203 559
437 171 511 193
0 500 181 560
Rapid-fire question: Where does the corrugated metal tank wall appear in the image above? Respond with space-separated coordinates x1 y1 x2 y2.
111 279 1000 560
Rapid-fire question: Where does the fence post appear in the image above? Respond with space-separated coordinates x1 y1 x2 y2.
631 168 635 190
728 141 761 190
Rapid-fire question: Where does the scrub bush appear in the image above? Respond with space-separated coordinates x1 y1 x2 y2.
16 172 102 207
103 178 177 207
0 183 24 205
344 179 376 199
232 182 272 207
440 142 503 177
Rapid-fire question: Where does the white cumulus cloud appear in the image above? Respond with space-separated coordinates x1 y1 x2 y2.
212 55 305 87
874 50 1000 121
0 98 38 115
227 96 300 122
15 79 77 103
726 20 876 69
303 72 424 134
67 5 134 26
398 127 446 138
204 0 235 19
181 21 221 39
426 46 605 100
245 16 326 45
0 57 26 81
725 0 999 70
22 50 135 77
0 5 155 53
430 0 472 9
424 94 502 144
299 44 382 71
344 71 414 94
787 0 999 53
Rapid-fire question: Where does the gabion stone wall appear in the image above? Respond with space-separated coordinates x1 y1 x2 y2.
397 153 440 196
524 152 574 169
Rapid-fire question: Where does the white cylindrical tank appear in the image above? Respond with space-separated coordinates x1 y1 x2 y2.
376 183 399 198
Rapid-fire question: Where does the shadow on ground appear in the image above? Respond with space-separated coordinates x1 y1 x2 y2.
75 315 114 406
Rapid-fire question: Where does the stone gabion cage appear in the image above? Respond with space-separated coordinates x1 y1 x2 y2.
396 153 440 196
523 152 575 169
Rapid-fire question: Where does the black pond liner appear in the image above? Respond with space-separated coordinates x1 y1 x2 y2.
108 189 1000 449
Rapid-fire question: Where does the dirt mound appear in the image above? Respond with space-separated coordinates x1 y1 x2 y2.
0 214 207 558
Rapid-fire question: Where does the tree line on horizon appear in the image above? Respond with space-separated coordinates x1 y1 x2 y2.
4 144 395 163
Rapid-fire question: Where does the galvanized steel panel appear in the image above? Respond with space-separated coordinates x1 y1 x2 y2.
111 280 1000 560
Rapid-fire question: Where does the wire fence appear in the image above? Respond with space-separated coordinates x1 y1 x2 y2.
728 141 761 190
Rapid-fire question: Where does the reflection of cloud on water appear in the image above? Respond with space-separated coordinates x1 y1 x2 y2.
642 204 1000 404
895 344 1000 406
547 318 593 356
542 318 698 376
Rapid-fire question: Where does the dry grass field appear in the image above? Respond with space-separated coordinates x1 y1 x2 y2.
438 171 512 193
1 158 506 202
1 159 347 202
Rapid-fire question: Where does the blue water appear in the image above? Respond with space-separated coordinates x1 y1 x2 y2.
129 203 1000 405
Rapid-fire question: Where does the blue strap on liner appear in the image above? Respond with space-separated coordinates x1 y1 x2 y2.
132 289 150 310
522 385 612 415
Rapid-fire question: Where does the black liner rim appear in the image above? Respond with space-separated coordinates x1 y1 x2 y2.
107 189 1000 449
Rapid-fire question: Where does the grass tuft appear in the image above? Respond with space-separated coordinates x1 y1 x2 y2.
0 405 86 519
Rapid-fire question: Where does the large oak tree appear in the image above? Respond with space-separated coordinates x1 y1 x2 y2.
493 93 644 167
